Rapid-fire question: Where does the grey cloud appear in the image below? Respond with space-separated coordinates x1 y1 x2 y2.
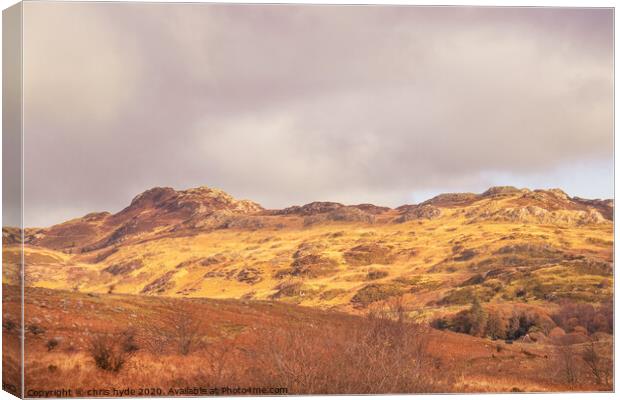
20 4 613 227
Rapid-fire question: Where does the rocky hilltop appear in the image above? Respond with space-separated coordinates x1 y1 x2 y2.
8 185 612 254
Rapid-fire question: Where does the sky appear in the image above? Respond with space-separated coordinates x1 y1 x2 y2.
14 4 614 227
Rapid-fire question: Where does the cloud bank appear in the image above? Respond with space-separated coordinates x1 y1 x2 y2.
21 4 613 227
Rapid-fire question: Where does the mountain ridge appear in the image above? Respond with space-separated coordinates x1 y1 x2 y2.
3 185 613 253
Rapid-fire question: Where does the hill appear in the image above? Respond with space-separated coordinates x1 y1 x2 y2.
3 185 612 313
2 184 613 393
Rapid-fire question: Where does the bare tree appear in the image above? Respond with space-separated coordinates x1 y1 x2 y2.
141 307 202 355
582 339 612 386
557 344 579 388
166 308 202 355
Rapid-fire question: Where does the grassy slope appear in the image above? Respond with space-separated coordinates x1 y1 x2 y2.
2 191 613 394
5 201 613 317
4 285 612 393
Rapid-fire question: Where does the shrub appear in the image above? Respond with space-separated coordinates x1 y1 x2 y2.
28 324 45 335
46 338 59 352
2 320 15 332
247 302 452 393
121 328 139 353
88 332 135 372
434 304 548 341
486 311 507 340
143 308 202 355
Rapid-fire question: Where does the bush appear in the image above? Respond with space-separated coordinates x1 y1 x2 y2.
434 304 548 340
28 324 45 335
142 308 201 355
88 332 135 372
247 302 452 393
46 338 59 352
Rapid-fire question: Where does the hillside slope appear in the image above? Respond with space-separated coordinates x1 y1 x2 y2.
3 185 613 317
3 285 612 394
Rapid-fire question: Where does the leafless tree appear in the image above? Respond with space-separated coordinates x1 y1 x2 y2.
557 344 579 388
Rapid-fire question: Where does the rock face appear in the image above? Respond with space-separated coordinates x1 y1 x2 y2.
273 201 382 226
277 202 346 216
421 192 480 207
465 188 611 225
123 186 263 217
30 186 264 252
394 205 441 222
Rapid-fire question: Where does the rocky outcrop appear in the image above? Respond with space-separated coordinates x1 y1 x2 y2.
103 259 144 276
116 186 263 221
276 242 338 279
276 202 345 216
466 204 607 225
481 186 526 197
394 205 441 222
573 197 614 220
141 271 177 294
25 185 613 254
304 206 375 226
421 192 479 207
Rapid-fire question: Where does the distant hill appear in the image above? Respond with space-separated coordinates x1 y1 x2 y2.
2 184 612 316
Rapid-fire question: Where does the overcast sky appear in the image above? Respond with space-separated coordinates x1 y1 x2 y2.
18 4 613 227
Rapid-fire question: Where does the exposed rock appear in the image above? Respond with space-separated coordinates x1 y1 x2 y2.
125 186 263 216
236 268 262 285
276 201 384 223
394 205 441 223
200 254 228 266
270 281 316 300
467 203 607 225
277 202 344 216
482 186 525 197
185 211 266 231
102 259 144 276
495 243 562 258
460 273 485 286
141 271 176 294
351 204 391 215
93 247 119 263
278 242 338 278
573 197 614 220
304 207 375 226
290 254 337 278
454 249 477 262
82 212 112 222
421 192 479 207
